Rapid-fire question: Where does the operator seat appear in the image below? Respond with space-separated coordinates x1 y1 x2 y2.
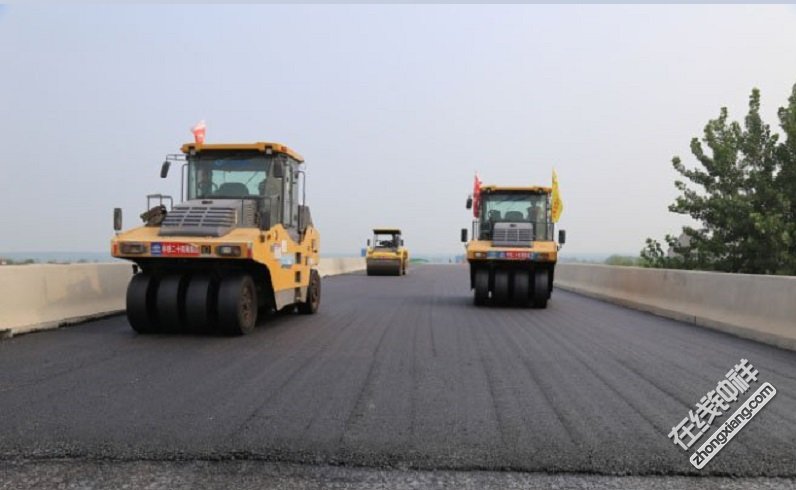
504 211 524 222
216 182 250 197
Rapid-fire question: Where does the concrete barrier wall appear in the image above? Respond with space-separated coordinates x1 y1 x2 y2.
0 263 133 338
555 263 796 351
0 258 365 338
317 257 366 277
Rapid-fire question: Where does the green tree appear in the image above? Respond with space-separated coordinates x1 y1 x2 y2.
642 85 796 275
775 85 796 273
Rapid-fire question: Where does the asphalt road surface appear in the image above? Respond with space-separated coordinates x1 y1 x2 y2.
1 265 794 485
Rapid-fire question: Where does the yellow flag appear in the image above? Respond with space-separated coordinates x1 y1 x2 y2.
551 169 563 223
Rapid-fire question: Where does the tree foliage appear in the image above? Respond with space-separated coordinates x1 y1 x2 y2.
642 84 796 274
605 255 642 267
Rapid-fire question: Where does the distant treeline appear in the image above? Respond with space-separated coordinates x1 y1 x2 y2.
0 258 101 265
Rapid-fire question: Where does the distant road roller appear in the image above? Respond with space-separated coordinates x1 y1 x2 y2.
111 141 321 335
365 228 408 276
461 185 565 307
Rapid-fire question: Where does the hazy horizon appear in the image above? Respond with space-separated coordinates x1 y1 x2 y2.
3 5 796 256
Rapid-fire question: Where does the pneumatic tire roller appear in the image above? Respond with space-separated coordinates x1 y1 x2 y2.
112 140 322 335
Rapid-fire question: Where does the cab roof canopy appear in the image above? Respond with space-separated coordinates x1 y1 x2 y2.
480 185 551 193
181 142 304 163
373 228 401 234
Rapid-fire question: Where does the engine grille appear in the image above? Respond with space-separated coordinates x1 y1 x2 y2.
492 222 533 247
160 205 237 237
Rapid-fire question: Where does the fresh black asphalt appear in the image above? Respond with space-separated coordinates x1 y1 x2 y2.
0 265 794 478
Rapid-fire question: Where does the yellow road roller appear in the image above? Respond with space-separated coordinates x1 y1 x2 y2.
111 141 321 335
461 185 565 307
365 228 408 276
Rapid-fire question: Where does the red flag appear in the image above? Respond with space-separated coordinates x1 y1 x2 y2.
191 120 206 144
473 172 482 217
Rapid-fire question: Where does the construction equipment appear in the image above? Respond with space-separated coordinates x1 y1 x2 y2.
365 228 408 276
111 141 321 335
461 184 566 308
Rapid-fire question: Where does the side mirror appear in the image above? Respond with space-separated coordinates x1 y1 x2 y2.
558 229 566 244
367 239 371 247
273 161 285 179
160 161 170 178
461 228 468 243
113 208 123 231
401 239 405 246
466 196 473 210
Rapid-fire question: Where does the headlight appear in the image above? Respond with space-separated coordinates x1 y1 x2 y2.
120 242 147 254
216 245 242 257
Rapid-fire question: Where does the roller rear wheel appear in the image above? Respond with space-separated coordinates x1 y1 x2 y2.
218 274 258 335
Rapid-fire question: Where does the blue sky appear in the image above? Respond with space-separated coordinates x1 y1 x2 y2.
2 5 796 255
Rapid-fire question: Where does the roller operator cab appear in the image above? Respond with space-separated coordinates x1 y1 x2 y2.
365 228 408 276
461 186 566 308
111 142 321 335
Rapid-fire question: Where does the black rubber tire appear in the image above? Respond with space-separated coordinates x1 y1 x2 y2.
513 270 531 307
156 274 188 333
493 270 511 305
185 274 217 333
474 268 489 306
298 269 321 314
533 269 549 309
218 274 258 335
126 273 158 334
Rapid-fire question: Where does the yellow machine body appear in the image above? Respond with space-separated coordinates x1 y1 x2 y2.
111 222 319 303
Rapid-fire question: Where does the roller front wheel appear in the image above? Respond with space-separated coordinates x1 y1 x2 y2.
513 270 531 307
533 269 549 309
298 269 321 314
474 268 489 306
493 270 510 305
126 273 158 334
185 274 217 333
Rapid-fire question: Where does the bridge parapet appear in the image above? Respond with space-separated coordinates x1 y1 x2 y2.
556 263 796 351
